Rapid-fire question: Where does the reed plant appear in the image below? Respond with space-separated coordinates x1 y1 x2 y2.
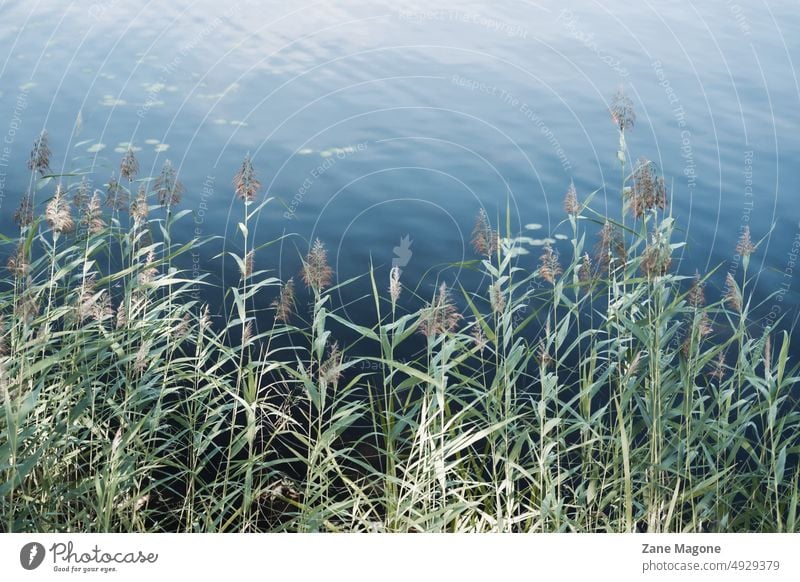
1 98 798 532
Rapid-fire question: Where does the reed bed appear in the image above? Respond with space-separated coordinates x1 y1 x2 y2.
1 99 799 532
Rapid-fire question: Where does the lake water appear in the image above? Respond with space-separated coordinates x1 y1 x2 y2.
1 0 798 338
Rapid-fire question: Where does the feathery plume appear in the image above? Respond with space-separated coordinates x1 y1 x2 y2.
595 221 626 272
242 321 253 346
724 272 742 313
28 130 51 175
233 153 260 203
578 252 593 292
130 185 149 229
17 290 39 322
83 190 106 235
389 266 402 304
736 226 756 257
641 236 671 278
490 281 506 314
112 427 123 453
138 250 158 285
46 184 75 235
175 313 191 341
471 209 499 257
625 351 643 379
302 239 333 292
563 181 581 215
536 339 553 369
120 147 139 181
319 342 343 388
687 271 705 308
763 334 772 374
471 321 487 351
697 312 713 337
73 177 91 210
134 342 151 375
155 160 184 208
14 194 34 229
200 305 212 331
610 87 635 132
272 278 296 323
78 275 113 323
241 250 254 279
6 244 29 278
116 300 128 329
538 242 562 284
104 173 129 211
629 158 667 218
709 351 726 381
419 283 462 338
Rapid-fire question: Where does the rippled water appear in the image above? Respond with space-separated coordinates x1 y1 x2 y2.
1 0 798 334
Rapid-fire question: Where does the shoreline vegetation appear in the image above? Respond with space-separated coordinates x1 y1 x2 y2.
1 92 798 533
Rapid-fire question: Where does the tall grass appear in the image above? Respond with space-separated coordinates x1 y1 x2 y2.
1 105 799 532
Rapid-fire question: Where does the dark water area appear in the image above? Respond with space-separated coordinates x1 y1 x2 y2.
1 0 799 349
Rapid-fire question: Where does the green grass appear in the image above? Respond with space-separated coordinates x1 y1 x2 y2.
1 121 798 533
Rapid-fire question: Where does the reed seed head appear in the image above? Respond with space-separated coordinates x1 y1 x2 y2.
578 252 593 292
763 334 772 374
724 272 742 313
14 194 34 229
471 208 499 258
175 313 191 341
419 283 462 338
104 173 129 211
138 250 158 285
200 305 212 331
130 185 149 229
490 281 506 314
595 221 626 272
6 243 29 278
234 153 260 203
272 278 296 323
134 342 150 376
241 250 255 279
120 147 139 182
629 158 667 218
320 341 343 388
73 177 91 210
84 190 106 235
242 321 254 346
389 266 402 304
302 239 333 292
78 275 113 323
28 130 51 175
17 290 39 322
46 184 75 235
687 271 705 308
610 87 635 132
697 312 713 337
471 321 487 351
709 351 726 381
155 160 184 208
736 226 756 257
116 300 128 329
640 230 671 278
538 242 562 285
536 339 553 369
563 181 581 215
